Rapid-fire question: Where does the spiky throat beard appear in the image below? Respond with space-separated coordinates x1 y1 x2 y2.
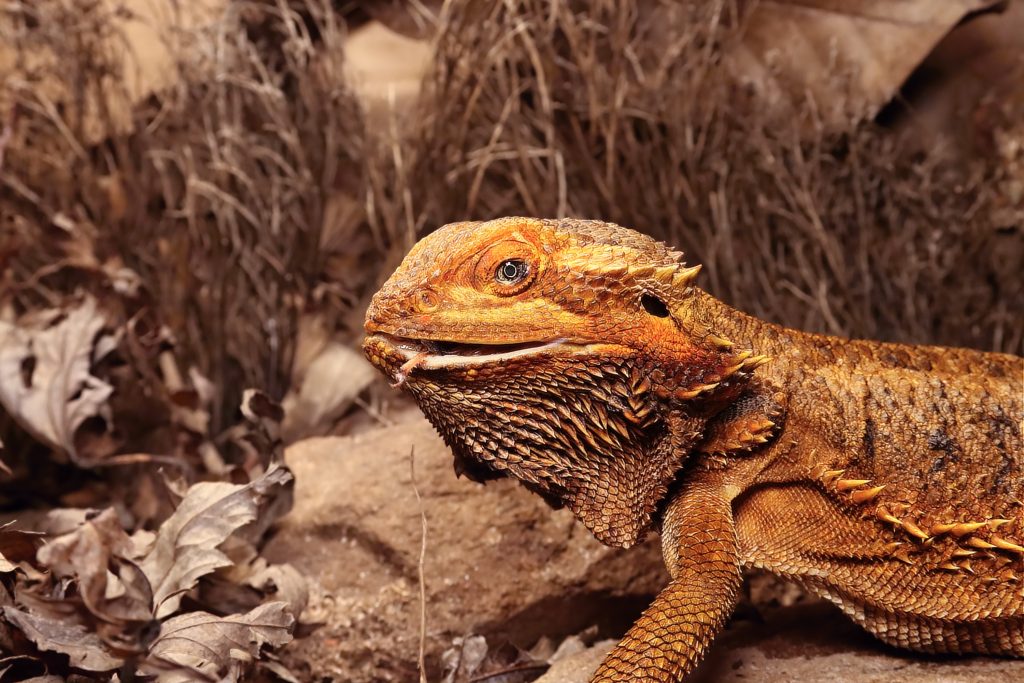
363 333 691 548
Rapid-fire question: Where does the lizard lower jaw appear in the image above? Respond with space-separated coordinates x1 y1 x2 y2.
370 332 575 370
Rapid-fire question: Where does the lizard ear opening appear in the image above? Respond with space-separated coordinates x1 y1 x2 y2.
641 292 670 318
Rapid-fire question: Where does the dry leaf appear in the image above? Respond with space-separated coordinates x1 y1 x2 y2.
38 508 93 536
244 563 309 622
241 389 286 435
140 601 295 682
198 537 309 622
441 635 490 683
195 574 263 617
1 465 296 677
139 466 293 619
36 509 152 623
281 342 378 440
0 297 114 461
0 522 43 574
1 607 123 672
725 0 1001 126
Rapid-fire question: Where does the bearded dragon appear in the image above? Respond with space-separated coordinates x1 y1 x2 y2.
362 217 1023 682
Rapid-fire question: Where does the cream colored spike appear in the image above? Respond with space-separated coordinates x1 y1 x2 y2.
671 264 702 288
652 265 677 285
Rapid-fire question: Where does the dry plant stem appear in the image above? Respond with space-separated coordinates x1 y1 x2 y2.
410 446 429 683
352 396 397 427
0 108 16 172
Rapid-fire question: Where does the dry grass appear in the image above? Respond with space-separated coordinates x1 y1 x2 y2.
375 0 1022 353
2 0 367 432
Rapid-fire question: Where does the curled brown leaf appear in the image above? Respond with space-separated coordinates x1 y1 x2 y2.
0 522 43 574
36 509 152 623
724 0 1002 127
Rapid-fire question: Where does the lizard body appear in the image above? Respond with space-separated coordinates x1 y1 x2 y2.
362 217 1023 681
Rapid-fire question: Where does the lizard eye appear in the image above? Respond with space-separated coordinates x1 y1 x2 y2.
478 242 539 296
495 259 529 285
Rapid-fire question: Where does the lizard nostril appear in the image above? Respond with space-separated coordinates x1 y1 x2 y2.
364 299 387 333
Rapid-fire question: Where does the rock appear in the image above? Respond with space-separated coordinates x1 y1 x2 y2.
344 21 433 127
535 602 1024 683
537 639 616 683
263 417 668 681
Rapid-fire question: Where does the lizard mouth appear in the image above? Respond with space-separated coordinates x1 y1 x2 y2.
363 332 603 387
370 332 569 369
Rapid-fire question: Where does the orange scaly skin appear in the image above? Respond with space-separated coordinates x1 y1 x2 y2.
362 217 1024 682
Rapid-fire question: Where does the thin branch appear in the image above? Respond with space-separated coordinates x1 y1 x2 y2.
410 446 429 683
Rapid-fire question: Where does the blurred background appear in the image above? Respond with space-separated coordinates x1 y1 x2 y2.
0 1 1021 681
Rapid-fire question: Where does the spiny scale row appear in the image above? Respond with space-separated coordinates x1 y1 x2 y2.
812 463 1023 579
811 464 887 506
670 352 771 401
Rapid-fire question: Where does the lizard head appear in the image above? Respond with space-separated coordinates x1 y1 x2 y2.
363 217 762 547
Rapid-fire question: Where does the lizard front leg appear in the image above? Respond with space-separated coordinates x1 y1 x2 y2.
590 477 741 682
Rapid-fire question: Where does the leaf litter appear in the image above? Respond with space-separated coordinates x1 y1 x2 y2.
0 351 305 681
0 242 308 677
0 457 302 680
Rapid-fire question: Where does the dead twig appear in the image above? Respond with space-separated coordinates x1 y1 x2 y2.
410 445 429 683
0 106 17 172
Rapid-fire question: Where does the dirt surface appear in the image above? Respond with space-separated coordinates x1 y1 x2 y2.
264 416 1024 682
